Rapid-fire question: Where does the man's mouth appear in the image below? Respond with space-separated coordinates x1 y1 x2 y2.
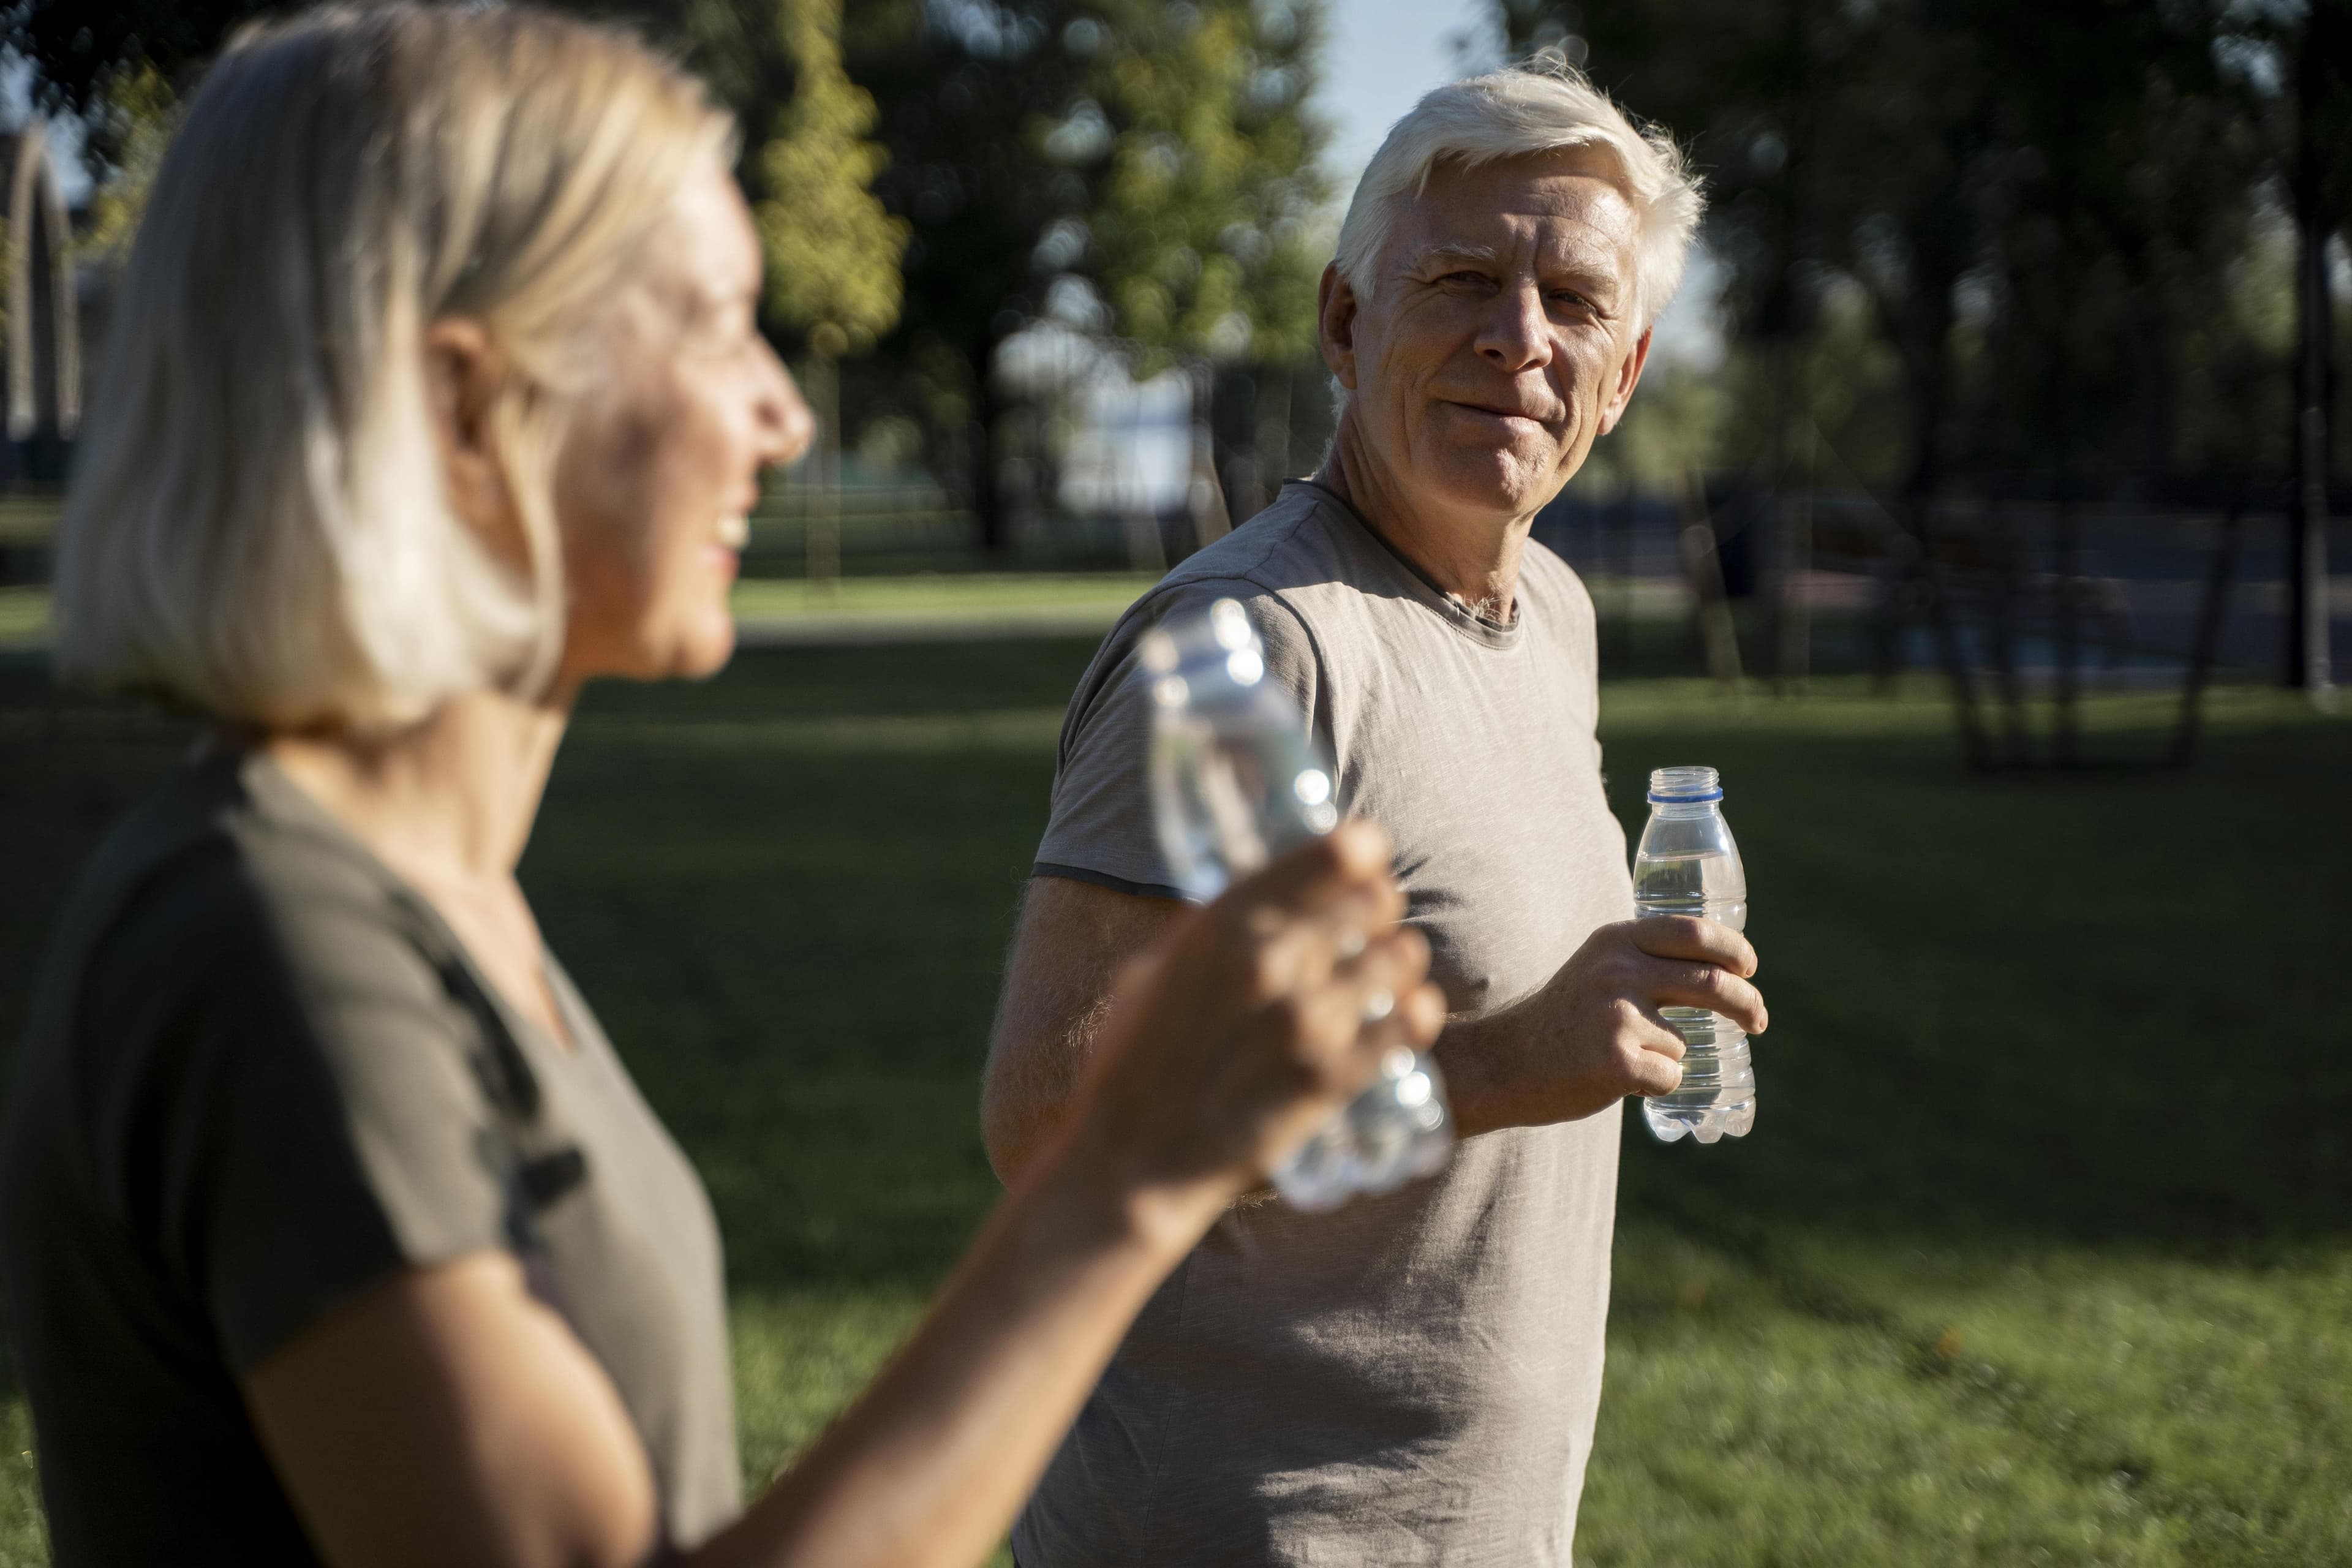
1445 398 1560 426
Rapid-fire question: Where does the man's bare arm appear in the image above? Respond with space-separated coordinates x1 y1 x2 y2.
1433 915 1768 1136
983 876 1184 1188
986 887 1772 1169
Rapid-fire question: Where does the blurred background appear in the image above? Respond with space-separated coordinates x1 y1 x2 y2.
1 2 2347 1564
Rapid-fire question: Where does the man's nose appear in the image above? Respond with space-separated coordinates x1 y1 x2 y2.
1474 281 1553 375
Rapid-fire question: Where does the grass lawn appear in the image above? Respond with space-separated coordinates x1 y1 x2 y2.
0 643 2345 1567
0 576 1168 654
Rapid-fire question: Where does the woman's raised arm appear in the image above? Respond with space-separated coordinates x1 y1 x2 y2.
246 823 1442 1568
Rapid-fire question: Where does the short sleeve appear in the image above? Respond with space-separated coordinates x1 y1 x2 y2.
1035 577 1322 900
82 842 518 1372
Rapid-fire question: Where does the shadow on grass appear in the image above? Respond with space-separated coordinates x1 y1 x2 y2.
1598 692 2352 1262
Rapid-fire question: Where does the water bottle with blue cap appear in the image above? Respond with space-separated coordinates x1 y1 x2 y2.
1632 765 1755 1143
1138 597 1453 1210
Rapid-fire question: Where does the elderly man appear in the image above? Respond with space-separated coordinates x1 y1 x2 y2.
984 60 1770 1566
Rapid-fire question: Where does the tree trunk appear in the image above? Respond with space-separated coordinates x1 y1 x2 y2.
1255 365 1293 498
2051 473 2081 767
1772 394 1814 695
2286 10 2335 704
970 342 1009 557
2174 501 2245 767
1190 360 1232 552
1680 473 1744 692
805 349 841 592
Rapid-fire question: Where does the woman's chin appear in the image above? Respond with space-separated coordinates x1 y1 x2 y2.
671 614 738 681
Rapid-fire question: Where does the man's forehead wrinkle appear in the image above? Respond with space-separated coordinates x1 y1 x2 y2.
1389 221 1629 303
1403 241 1504 273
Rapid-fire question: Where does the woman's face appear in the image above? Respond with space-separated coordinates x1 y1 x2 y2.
551 159 809 687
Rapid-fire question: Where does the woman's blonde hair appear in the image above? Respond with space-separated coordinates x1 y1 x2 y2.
53 3 735 728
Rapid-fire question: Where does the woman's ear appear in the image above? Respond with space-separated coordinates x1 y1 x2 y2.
421 317 524 561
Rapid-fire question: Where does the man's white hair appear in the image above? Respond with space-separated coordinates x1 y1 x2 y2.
1333 51 1705 335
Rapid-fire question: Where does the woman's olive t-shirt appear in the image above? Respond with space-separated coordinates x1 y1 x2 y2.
0 750 740 1564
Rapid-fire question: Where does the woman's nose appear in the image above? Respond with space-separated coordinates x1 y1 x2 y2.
760 347 815 469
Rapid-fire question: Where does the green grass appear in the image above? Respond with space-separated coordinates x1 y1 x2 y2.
0 646 2345 1567
0 576 1164 653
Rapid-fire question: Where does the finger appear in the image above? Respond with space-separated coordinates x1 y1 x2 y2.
1622 998 1688 1063
1217 820 1399 929
1346 981 1447 1061
1626 1041 1685 1098
1624 914 1757 978
1280 933 1438 1096
1247 880 1410 1000
1642 962 1770 1035
1331 926 1433 1023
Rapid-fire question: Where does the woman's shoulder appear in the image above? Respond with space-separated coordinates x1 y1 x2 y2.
25 751 494 1150
66 752 445 1016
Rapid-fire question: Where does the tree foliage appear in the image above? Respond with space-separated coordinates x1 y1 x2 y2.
755 0 910 352
2 0 270 126
78 60 176 268
1074 0 1330 370
1496 0 2327 497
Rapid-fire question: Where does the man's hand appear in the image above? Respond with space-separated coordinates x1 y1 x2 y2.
1436 915 1766 1136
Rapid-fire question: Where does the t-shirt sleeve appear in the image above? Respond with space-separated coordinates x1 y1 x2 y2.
1035 577 1322 900
84 845 520 1372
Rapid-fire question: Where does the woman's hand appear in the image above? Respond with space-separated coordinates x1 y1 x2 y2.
1058 821 1446 1222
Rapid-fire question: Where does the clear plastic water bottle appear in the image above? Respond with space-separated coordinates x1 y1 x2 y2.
1632 765 1754 1144
1137 597 1453 1210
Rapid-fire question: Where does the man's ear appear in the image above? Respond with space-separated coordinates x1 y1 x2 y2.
1317 262 1359 393
421 317 518 548
1595 325 1654 437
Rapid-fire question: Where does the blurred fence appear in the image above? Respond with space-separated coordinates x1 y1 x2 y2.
1537 486 2350 693
2 469 2341 703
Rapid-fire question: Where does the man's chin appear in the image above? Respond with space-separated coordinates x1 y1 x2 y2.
1423 447 1572 521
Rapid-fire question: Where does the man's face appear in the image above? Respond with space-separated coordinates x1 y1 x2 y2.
1322 148 1651 526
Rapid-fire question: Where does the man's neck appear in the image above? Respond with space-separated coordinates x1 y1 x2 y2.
1315 416 1533 624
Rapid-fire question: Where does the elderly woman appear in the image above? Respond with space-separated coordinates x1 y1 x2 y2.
0 8 1444 1567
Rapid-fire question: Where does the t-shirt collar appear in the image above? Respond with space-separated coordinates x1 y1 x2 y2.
1289 479 1523 651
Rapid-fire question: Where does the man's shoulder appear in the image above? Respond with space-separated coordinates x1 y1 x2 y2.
1517 534 1599 650
1153 484 1360 601
1518 533 1591 609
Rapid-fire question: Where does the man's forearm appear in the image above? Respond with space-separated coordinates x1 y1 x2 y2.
1430 987 1655 1138
1428 998 1550 1139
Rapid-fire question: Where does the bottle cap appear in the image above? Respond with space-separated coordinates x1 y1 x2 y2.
1648 765 1722 804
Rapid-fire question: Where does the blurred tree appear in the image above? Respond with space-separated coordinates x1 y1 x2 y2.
1494 0 2302 758
1497 0 2282 496
842 1 1103 553
756 0 908 352
1 0 269 126
1077 0 1332 526
78 61 176 270
753 0 910 584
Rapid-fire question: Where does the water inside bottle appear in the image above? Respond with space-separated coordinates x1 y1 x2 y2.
1632 850 1754 1144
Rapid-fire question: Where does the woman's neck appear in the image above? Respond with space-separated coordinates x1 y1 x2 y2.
261 687 571 890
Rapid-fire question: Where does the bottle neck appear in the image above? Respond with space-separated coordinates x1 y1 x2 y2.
1647 800 1724 821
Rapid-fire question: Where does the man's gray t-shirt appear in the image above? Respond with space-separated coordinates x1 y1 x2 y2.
1017 481 1635 1567
0 750 740 1564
